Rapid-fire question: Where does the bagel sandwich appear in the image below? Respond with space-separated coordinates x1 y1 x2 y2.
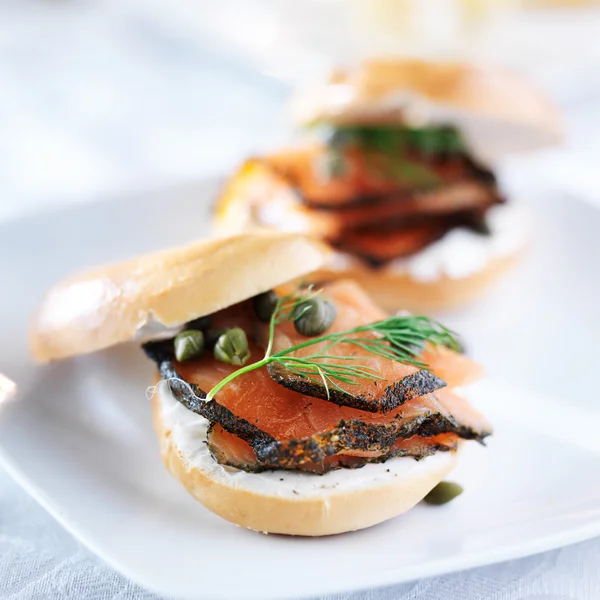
214 58 562 312
31 231 491 535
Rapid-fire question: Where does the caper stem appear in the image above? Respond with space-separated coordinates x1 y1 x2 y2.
264 302 278 359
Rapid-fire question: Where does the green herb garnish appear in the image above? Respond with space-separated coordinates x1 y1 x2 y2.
325 124 467 156
205 288 460 401
319 125 466 185
314 150 347 182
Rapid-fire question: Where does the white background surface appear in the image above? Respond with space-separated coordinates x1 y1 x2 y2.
1 1 600 599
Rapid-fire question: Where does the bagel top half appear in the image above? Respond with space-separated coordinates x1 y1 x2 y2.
30 232 330 363
290 58 563 161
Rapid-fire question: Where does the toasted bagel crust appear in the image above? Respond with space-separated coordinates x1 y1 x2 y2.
30 232 329 362
153 390 459 536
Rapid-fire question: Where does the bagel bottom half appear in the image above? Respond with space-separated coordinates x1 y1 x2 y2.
213 201 528 315
312 248 522 314
153 383 460 536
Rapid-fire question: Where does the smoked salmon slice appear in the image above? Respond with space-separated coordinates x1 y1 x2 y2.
262 280 482 409
265 145 486 208
216 157 499 242
207 424 460 473
337 221 450 264
144 279 490 473
300 182 499 240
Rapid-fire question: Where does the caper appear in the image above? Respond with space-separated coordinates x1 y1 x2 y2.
423 481 463 505
205 327 229 350
324 126 360 148
293 297 337 337
314 150 346 182
467 213 491 236
174 329 205 362
186 315 211 331
213 327 250 366
252 290 279 322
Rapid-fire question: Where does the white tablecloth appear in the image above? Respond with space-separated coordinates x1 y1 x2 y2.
2 2 600 599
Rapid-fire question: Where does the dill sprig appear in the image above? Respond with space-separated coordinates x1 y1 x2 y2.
205 288 460 401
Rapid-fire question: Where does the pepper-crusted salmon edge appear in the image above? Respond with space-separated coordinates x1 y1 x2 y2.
144 339 489 473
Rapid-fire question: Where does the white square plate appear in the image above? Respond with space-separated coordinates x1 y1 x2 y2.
1 182 599 599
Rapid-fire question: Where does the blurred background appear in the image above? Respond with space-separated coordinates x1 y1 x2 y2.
2 0 600 223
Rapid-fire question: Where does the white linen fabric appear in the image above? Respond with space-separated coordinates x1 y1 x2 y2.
1 469 599 599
